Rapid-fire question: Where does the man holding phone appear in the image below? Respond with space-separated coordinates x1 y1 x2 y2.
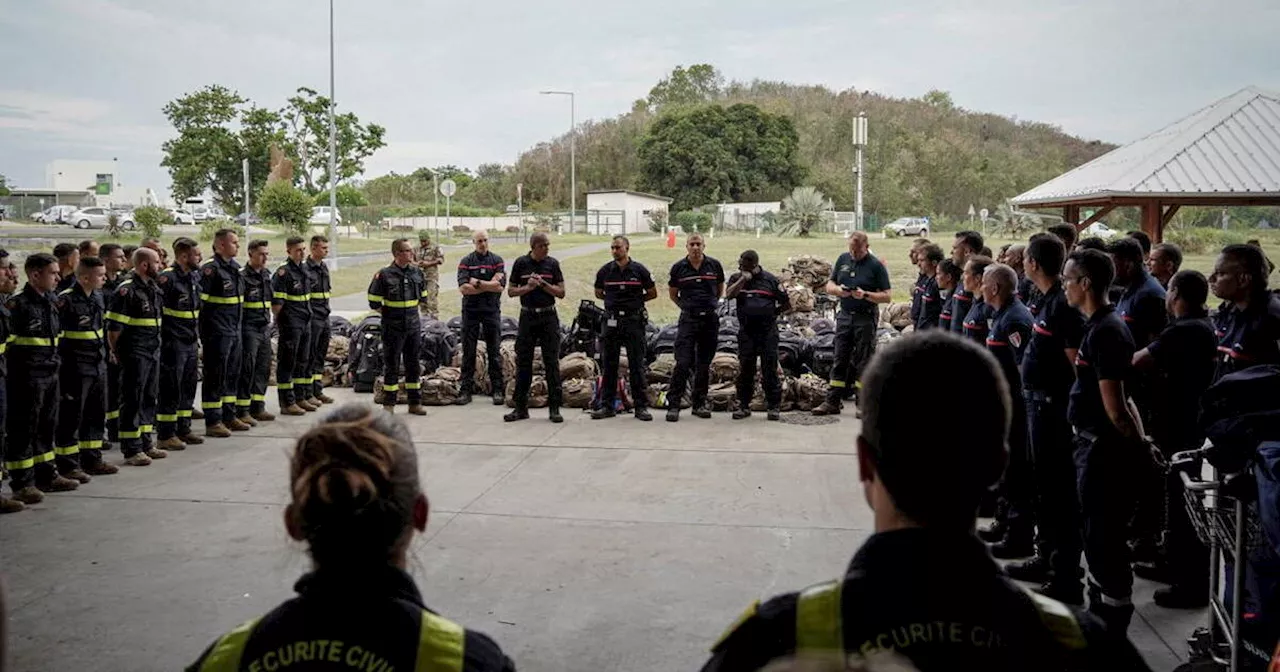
505 232 566 423
813 230 891 416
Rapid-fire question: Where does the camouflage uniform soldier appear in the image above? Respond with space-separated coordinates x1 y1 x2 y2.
416 230 444 318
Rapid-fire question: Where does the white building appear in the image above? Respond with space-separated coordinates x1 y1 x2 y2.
44 159 153 207
585 190 673 234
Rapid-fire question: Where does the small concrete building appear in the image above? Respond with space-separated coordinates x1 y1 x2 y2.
585 190 673 234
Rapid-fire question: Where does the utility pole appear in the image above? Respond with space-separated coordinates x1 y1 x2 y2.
852 112 868 232
327 0 338 265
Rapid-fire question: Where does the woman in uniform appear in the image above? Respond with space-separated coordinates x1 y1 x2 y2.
187 404 515 672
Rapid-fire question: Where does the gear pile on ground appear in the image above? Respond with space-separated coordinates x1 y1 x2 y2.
504 377 550 408
777 255 833 292
450 341 491 394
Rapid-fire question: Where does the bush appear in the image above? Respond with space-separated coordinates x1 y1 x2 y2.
199 218 244 242
258 181 313 235
133 205 169 239
1164 227 1249 255
105 212 123 238
452 225 473 235
505 225 521 233
648 209 669 233
674 210 712 233
881 226 901 239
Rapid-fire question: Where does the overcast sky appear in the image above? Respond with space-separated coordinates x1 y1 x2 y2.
1 0 1277 199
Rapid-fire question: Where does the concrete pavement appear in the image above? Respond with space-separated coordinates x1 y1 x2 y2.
0 388 1196 671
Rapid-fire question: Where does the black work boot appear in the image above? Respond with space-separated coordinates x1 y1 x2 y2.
691 404 712 419
634 407 653 422
504 409 529 423
591 406 616 420
666 406 680 422
455 389 473 406
732 409 752 420
767 407 782 421
548 407 564 423
811 400 841 416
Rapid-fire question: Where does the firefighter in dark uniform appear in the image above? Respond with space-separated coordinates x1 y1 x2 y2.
666 233 725 422
948 231 984 336
1002 234 1086 602
1210 243 1280 380
53 242 79 293
592 235 657 421
813 231 891 416
54 256 116 481
367 239 429 416
100 243 128 442
303 236 334 407
108 248 167 467
959 256 994 346
273 237 313 416
725 249 790 421
703 331 1150 672
237 239 276 425
185 404 515 672
1133 269 1217 609
0 259 22 513
4 253 78 504
155 238 204 452
1063 248 1146 630
979 264 1036 561
504 232 566 424
455 230 507 406
937 259 961 332
913 243 944 330
200 228 248 437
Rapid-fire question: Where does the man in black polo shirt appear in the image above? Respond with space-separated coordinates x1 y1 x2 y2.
813 231 890 416
1063 248 1145 630
1109 237 1167 349
725 250 790 421
592 235 657 421
456 230 507 406
504 232 565 424
913 244 944 330
1146 243 1182 290
948 231 984 336
666 233 725 422
1210 243 1280 380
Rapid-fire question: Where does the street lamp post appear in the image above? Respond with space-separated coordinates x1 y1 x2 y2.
540 90 575 233
327 0 338 266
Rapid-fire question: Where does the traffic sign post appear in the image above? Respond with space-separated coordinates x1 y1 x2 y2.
440 179 457 231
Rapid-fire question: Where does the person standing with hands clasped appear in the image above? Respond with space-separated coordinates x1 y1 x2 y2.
367 239 429 416
455 231 506 406
725 250 790 421
592 235 658 421
505 232 566 424
813 231 891 417
666 233 725 422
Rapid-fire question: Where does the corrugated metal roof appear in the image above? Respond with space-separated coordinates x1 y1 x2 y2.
1012 87 1280 206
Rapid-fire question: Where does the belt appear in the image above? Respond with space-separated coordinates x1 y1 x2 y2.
682 308 716 317
610 309 644 318
522 306 557 315
1023 389 1058 404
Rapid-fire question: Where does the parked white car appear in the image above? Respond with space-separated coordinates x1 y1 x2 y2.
883 217 930 236
169 208 196 225
1081 221 1119 240
35 205 79 224
69 207 137 231
309 206 342 226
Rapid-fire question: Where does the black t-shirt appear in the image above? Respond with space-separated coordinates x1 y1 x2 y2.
1116 271 1167 347
457 251 506 314
830 252 890 315
987 299 1035 398
509 254 564 309
669 255 726 312
915 275 942 330
1017 275 1038 306
961 298 990 345
939 289 956 332
594 259 655 313
1214 293 1280 381
730 269 790 319
1146 315 1217 445
911 273 927 324
1068 305 1135 434
950 289 975 335
1022 282 1086 398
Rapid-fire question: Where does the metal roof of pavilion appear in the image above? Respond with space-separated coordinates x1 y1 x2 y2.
1012 87 1280 207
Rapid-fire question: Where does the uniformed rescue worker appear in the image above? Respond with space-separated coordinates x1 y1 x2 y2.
979 264 1036 561
367 239 429 416
1003 234 1086 602
416 230 445 319
1126 230 1153 258
200 229 248 437
303 236 334 407
53 242 79 293
813 231 891 417
0 259 21 513
908 239 932 330
237 239 276 425
100 243 127 442
666 233 725 422
958 256 994 346
504 232 566 424
1146 243 1182 290
936 259 961 332
1132 269 1216 609
155 238 204 452
4 252 78 503
1210 243 1280 380
108 248 168 467
912 244 944 331
1063 248 1146 630
1046 223 1078 253
725 249 790 421
948 231 984 336
1109 238 1167 349
185 404 516 672
272 237 314 416
701 331 1150 672
1004 243 1037 304
0 248 14 306
78 238 99 260
592 235 658 421
53 256 115 481
456 230 507 406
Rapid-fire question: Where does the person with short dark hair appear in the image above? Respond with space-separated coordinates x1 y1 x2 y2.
1146 243 1182 289
77 239 100 259
415 230 445 318
1245 238 1276 276
1108 237 1166 348
186 404 516 672
959 256 994 345
1075 237 1107 252
53 242 79 292
813 231 891 417
726 249 790 421
155 237 204 452
1125 230 1152 257
666 233 726 421
702 332 1151 672
948 233 983 337
236 239 276 426
0 256 21 513
913 244 944 330
592 235 657 420
951 231 984 266
1133 269 1216 609
98 243 128 443
273 237 313 416
1047 223 1078 251
1062 248 1145 629
456 230 507 406
936 259 961 332
0 248 13 306
1210 243 1280 380
1003 243 1036 304
121 245 138 272
99 243 126 288
303 235 334 407
53 255 115 482
109 248 168 466
199 228 247 437
505 232 566 423
368 239 429 416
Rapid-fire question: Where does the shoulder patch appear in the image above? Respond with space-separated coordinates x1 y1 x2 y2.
117 287 129 296
1009 331 1023 349
713 600 759 651
202 266 214 276
277 268 287 277
158 274 169 284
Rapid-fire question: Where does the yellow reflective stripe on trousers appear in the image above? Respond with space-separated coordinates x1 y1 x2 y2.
310 292 331 300
201 401 221 410
405 382 422 390
119 430 142 439
312 374 323 382
416 611 465 672
157 414 179 422
12 336 55 346
198 618 260 672
0 342 6 355
55 444 80 456
292 378 312 386
163 307 198 319
282 294 309 302
384 384 400 392
140 424 154 434
277 382 293 390
251 394 266 402
4 457 34 470
235 399 251 407
199 294 243 305
221 396 237 404
178 410 193 418
384 299 418 308
61 329 103 340
78 440 104 449
33 451 55 464
244 301 268 309
105 410 120 420
795 580 844 659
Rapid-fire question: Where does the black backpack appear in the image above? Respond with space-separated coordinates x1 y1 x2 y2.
329 314 354 339
561 300 606 358
778 330 812 376
1201 365 1280 472
446 316 463 340
347 315 384 393
650 324 679 356
500 316 520 342
420 320 457 375
811 318 835 335
811 332 837 379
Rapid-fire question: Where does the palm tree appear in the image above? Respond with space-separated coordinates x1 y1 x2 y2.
778 186 833 237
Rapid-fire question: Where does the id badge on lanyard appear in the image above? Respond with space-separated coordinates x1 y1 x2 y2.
607 317 618 328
